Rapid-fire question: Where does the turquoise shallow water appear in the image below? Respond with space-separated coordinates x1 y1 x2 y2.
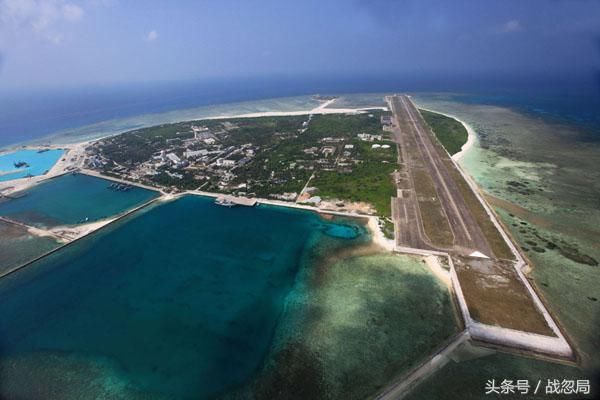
0 195 366 399
0 149 64 181
0 174 158 227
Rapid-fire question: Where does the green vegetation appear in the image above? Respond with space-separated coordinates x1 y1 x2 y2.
311 140 397 217
420 109 468 155
305 112 385 138
95 111 400 224
230 112 391 198
421 115 514 259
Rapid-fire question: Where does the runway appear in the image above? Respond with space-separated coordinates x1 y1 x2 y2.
389 95 493 256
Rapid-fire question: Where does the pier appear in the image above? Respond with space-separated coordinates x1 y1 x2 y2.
215 195 257 207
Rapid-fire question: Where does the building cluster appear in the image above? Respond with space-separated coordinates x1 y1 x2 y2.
85 121 260 191
357 133 383 142
85 112 394 200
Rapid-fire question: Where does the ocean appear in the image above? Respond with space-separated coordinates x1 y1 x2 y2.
0 194 460 399
0 75 599 398
0 196 361 399
1 74 598 148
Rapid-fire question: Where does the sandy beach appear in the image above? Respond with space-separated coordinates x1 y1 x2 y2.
415 105 477 161
202 100 387 121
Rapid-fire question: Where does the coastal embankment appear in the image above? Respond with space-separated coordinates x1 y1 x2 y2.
0 195 161 280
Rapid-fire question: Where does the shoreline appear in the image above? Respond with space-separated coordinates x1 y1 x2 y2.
415 105 477 162
0 94 388 152
198 105 387 121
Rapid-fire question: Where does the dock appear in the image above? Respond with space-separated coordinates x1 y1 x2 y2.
215 195 257 207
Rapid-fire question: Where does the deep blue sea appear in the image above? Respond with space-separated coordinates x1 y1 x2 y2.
1 74 598 147
0 195 365 399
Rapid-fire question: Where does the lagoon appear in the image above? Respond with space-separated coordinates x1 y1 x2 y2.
0 196 370 399
0 173 158 228
0 149 64 182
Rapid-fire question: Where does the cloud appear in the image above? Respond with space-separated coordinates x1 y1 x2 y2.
62 3 83 21
497 19 522 34
146 29 158 42
0 0 85 43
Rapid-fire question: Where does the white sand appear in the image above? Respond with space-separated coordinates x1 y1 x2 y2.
367 217 395 251
423 255 452 288
416 106 477 162
50 218 115 241
202 102 387 121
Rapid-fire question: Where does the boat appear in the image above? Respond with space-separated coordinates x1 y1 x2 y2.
214 197 236 207
13 161 29 168
108 182 132 191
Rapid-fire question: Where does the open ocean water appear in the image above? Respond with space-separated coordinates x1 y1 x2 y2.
2 74 597 148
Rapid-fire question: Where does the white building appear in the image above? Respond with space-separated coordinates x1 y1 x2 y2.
184 149 208 159
166 153 181 164
216 158 236 167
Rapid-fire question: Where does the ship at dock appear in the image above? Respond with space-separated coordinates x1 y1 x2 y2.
214 195 257 207
214 197 236 207
107 182 132 192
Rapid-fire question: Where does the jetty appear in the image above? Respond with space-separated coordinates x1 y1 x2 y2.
214 195 257 207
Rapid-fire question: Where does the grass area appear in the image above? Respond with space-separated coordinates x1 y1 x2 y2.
412 168 454 247
311 139 397 217
419 109 468 155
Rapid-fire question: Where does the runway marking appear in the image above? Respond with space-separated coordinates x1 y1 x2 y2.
398 96 473 242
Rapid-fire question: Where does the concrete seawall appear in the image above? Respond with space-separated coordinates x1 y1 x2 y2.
0 196 161 280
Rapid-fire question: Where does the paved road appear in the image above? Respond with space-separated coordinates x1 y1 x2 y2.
389 95 493 256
